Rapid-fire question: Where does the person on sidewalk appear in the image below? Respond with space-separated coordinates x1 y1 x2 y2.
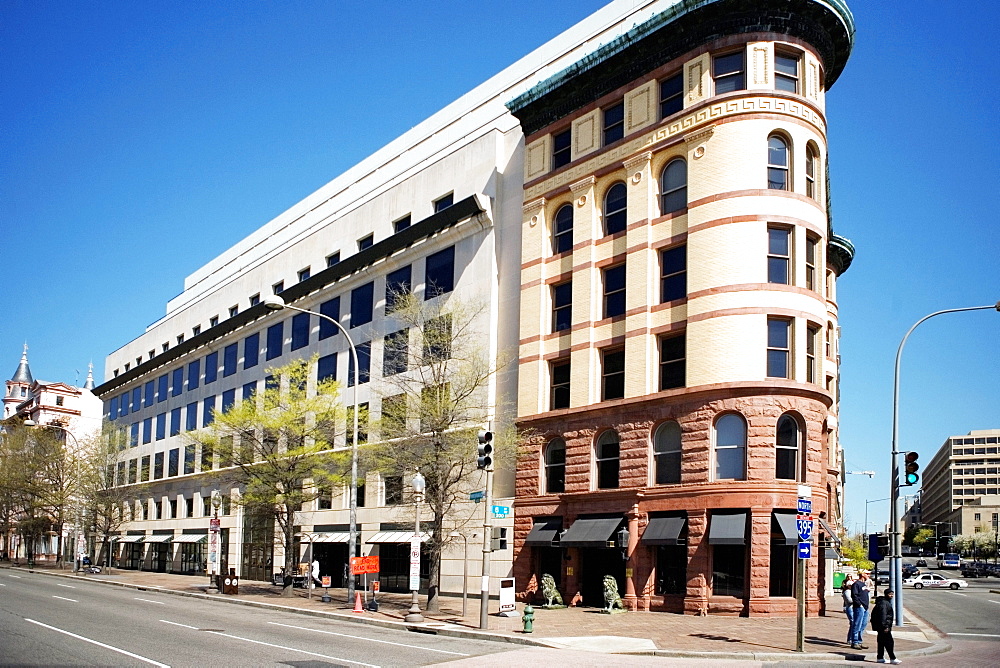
871 588 901 664
841 575 856 644
849 569 872 649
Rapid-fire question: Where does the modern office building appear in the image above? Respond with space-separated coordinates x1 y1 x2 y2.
508 0 854 616
921 429 1000 535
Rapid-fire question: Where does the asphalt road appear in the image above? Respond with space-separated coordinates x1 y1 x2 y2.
897 571 1000 642
0 570 516 667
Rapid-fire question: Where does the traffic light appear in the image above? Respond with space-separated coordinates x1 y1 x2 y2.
491 526 508 551
877 533 890 553
477 429 493 469
902 451 919 486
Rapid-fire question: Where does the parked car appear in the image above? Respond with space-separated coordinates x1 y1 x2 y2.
916 559 928 567
902 564 920 578
903 573 968 590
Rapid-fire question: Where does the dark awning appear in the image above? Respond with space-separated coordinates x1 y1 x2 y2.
818 518 841 545
559 516 622 548
524 518 562 546
772 513 800 546
708 512 747 545
642 516 686 546
825 548 841 561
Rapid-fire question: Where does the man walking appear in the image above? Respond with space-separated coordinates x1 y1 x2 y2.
849 569 872 649
871 588 900 664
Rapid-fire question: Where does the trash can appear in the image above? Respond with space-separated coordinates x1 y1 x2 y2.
833 571 846 589
222 568 239 595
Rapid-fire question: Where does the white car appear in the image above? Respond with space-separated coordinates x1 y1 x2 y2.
903 573 968 590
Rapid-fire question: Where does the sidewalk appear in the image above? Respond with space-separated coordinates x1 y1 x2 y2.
3 562 949 661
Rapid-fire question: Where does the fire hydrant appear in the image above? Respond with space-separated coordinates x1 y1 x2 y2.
522 604 535 633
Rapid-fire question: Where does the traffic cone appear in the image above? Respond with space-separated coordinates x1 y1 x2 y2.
353 591 364 613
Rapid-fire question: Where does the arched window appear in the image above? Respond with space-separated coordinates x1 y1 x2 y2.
653 421 682 484
805 143 819 199
544 439 566 494
552 204 573 255
603 182 627 236
767 135 789 190
595 430 620 489
775 414 803 481
660 158 687 214
714 413 747 480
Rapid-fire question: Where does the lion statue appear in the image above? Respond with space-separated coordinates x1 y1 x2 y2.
603 575 624 612
540 573 563 607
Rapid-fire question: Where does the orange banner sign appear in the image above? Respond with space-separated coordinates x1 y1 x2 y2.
350 555 380 574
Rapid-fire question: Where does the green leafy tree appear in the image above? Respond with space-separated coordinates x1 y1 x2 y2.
911 527 935 549
366 293 518 612
186 357 348 597
840 533 873 571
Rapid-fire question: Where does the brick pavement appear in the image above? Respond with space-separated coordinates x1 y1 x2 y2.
4 562 946 660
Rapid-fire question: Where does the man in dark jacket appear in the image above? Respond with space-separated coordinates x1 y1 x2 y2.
870 588 900 663
849 570 871 649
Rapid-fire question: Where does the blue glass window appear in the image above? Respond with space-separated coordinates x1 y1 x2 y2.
265 375 278 392
351 282 374 327
168 448 179 477
170 407 181 436
385 265 412 314
318 352 337 382
244 333 259 369
132 387 142 412
171 367 184 396
203 396 215 427
223 343 238 377
425 246 455 298
187 359 200 390
144 380 155 407
242 381 256 401
130 423 139 448
204 352 218 384
291 312 310 351
155 413 166 440
319 297 340 339
157 374 168 403
347 342 371 387
222 389 236 414
266 322 283 360
142 417 152 444
109 396 119 420
186 402 197 431
154 452 164 479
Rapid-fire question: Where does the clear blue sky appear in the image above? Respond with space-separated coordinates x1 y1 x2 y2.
2 1 997 533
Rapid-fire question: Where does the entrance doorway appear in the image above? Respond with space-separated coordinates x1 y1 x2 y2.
310 543 349 587
150 543 168 572
580 548 626 607
536 547 563 590
241 506 274 582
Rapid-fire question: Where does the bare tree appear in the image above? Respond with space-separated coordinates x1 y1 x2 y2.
76 422 136 571
365 292 517 611
186 357 349 597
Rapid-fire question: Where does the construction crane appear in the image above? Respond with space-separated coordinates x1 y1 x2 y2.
846 470 876 477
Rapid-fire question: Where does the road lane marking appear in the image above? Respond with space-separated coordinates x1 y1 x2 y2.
989 600 1000 605
950 633 1000 638
57 584 77 589
951 592 967 596
9 575 22 578
160 620 198 630
0 583 6 586
25 618 169 667
268 621 469 656
52 595 78 603
205 630 378 667
135 598 165 605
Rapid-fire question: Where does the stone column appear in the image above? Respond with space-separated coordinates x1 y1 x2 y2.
684 509 709 615
748 508 772 615
624 503 640 610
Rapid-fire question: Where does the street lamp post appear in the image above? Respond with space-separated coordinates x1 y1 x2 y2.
263 295 361 604
889 301 999 625
865 497 890 537
449 530 471 617
405 472 425 623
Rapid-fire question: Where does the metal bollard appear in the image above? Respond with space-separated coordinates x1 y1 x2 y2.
522 604 534 633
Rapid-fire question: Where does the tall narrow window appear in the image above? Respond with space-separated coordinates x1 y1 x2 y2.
383 330 408 376
659 333 686 390
715 413 747 480
350 281 374 327
660 244 687 302
319 297 340 339
544 439 566 493
380 394 407 439
660 73 683 118
186 403 197 431
170 407 181 437
157 374 168 403
423 314 452 362
767 135 790 190
223 343 238 376
291 312 310 350
768 227 791 284
552 128 571 169
653 421 682 484
767 318 791 378
595 431 620 489
806 325 820 384
603 102 624 145
601 348 625 401
660 159 687 214
265 322 283 361
171 367 183 396
775 413 802 480
713 51 745 93
552 281 572 332
202 396 215 427
317 352 337 382
603 264 626 318
385 265 412 314
244 332 259 369
805 144 818 199
550 360 570 410
424 246 455 298
347 342 371 387
603 183 627 236
805 236 818 291
775 52 799 92
552 204 573 255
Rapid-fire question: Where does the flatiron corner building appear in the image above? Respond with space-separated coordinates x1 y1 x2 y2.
93 0 855 615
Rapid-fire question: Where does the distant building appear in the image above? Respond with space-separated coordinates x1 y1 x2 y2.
921 429 1000 536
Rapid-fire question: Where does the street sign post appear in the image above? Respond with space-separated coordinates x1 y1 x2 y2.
350 555 380 575
795 485 812 653
798 541 812 559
